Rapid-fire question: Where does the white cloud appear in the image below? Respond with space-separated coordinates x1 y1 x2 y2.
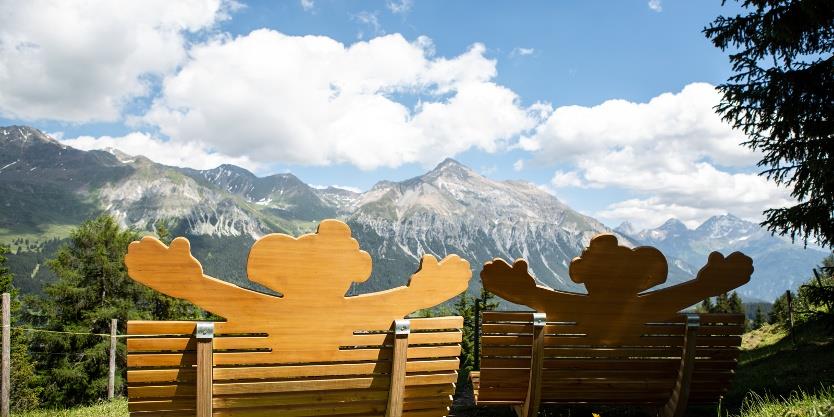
0 0 236 122
523 83 792 229
61 132 260 172
300 0 314 11
551 170 584 188
513 159 524 171
510 47 535 57
386 0 413 15
141 31 544 170
648 0 662 12
353 11 384 38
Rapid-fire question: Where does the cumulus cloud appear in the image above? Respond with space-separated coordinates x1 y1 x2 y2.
300 0 314 11
61 132 260 172
525 83 792 229
141 30 545 170
648 0 662 12
513 159 524 171
0 0 236 122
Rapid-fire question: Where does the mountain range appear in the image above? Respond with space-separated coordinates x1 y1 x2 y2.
0 125 828 302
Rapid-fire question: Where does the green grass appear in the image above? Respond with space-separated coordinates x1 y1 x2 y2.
730 387 834 417
14 398 127 417
721 318 834 413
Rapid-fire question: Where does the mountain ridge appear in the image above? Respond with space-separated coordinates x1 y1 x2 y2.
1 125 827 301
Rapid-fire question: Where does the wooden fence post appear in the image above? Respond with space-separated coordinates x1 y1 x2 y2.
2 293 9 417
195 322 214 417
786 290 796 347
385 319 410 417
108 319 117 399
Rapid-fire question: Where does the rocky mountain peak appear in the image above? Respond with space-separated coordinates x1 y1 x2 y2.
694 213 757 240
615 221 637 236
422 158 475 181
0 125 62 147
659 218 689 232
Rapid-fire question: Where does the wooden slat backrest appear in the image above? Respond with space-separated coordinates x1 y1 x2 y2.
123 219 471 417
127 316 462 416
475 311 743 405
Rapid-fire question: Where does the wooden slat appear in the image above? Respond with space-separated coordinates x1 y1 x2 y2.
129 345 461 368
212 374 456 396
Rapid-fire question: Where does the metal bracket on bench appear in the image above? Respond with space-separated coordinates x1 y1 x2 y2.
685 313 701 329
195 322 215 340
394 319 411 335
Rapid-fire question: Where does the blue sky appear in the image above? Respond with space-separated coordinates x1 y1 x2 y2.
1 0 788 230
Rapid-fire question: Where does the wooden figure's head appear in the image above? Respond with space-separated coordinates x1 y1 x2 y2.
569 234 668 296
247 219 373 299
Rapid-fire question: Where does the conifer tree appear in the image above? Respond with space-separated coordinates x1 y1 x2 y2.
29 215 202 406
453 293 474 384
753 306 765 329
0 245 40 411
705 0 834 248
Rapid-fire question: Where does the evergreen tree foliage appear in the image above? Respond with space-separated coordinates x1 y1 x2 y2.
698 291 746 327
753 306 766 329
453 288 499 386
0 245 41 411
704 0 834 248
800 254 834 317
28 215 202 407
698 296 715 314
453 294 473 384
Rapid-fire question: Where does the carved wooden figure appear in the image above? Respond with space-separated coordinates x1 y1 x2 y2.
125 219 472 363
481 234 753 343
473 233 754 417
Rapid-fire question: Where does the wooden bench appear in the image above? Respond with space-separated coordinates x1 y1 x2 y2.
124 219 472 417
470 234 753 417
127 317 463 417
470 311 744 416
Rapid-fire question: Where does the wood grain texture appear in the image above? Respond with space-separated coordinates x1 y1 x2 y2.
385 332 409 417
125 219 471 362
127 316 462 417
519 320 544 417
481 234 752 343
125 219 467 417
473 311 744 407
474 234 750 409
196 339 212 417
660 316 699 417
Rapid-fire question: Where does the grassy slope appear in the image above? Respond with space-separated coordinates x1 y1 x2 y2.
721 319 834 413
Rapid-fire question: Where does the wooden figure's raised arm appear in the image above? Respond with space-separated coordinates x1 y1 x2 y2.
352 254 472 314
125 236 273 318
481 258 585 313
639 251 754 312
